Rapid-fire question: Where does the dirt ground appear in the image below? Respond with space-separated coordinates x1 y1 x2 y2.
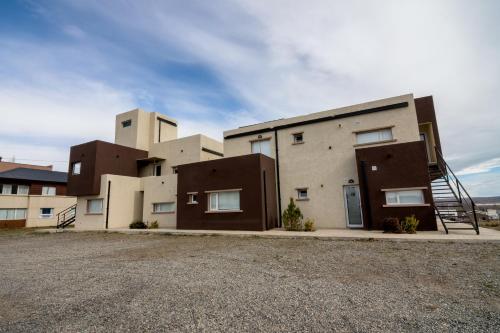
0 230 499 332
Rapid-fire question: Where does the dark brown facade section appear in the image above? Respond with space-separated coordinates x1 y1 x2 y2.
0 219 26 228
415 96 442 153
356 141 437 231
177 154 277 231
67 140 147 196
0 179 67 196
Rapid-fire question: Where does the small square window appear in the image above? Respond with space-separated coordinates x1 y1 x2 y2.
40 208 54 218
187 193 198 204
72 162 81 175
293 133 304 144
87 199 103 214
172 166 178 174
42 186 56 196
297 188 308 200
153 202 175 213
122 119 132 128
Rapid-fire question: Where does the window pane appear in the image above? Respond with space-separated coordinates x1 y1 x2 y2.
398 190 424 204
154 202 174 213
72 162 81 175
260 140 271 157
15 209 26 219
251 141 260 154
379 129 393 141
0 209 7 219
357 129 392 144
6 209 15 219
87 199 103 214
385 192 398 204
17 185 29 195
218 191 240 210
42 187 56 196
210 193 218 210
2 184 12 195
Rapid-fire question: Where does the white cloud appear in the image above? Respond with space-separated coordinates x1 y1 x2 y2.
456 158 500 176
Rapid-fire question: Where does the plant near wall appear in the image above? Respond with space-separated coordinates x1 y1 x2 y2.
282 198 303 231
382 217 402 233
129 221 147 229
401 215 419 234
148 220 159 229
304 218 315 232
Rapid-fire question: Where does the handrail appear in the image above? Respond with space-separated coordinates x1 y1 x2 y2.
434 147 479 233
57 204 77 229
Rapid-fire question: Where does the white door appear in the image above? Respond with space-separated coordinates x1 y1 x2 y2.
344 185 363 228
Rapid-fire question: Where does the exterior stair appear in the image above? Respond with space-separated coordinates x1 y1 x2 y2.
56 204 76 229
429 149 479 234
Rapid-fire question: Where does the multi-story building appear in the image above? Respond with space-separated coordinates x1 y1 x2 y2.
66 95 480 233
0 167 76 228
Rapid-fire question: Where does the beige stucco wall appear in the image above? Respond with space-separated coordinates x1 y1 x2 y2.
75 174 142 229
223 94 421 229
142 175 177 228
0 194 76 228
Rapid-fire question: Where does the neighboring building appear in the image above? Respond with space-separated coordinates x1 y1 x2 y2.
66 94 479 233
0 168 76 228
0 160 53 172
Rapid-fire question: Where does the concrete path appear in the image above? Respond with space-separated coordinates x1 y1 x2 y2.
39 223 500 242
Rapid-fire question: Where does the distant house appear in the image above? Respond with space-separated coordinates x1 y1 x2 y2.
0 167 76 228
0 159 53 172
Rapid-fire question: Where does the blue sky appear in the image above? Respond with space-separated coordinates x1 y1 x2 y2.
0 0 499 196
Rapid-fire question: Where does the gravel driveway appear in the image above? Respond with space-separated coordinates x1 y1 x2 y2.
0 230 499 332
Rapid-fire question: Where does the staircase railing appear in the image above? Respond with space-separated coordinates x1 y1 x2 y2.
434 148 479 234
56 204 76 229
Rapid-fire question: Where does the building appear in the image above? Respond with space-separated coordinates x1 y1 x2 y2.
0 159 53 172
0 167 76 228
66 94 479 233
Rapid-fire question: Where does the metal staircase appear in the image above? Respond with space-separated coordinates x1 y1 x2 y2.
56 204 76 229
429 148 479 234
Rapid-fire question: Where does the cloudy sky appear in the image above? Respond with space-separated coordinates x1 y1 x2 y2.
1 0 499 196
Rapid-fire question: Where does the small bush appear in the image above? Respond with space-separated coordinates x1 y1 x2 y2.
383 217 402 233
282 198 303 231
129 221 147 229
401 215 419 234
304 218 315 232
148 220 159 229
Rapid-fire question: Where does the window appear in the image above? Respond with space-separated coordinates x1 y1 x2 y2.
0 209 26 220
293 132 304 144
87 199 103 214
17 185 29 195
72 162 81 175
1 184 12 195
188 193 198 204
356 128 393 145
208 191 241 212
122 119 132 128
385 190 425 205
154 164 162 176
297 188 308 200
172 166 178 174
39 208 54 218
251 139 271 157
153 202 175 213
42 186 56 196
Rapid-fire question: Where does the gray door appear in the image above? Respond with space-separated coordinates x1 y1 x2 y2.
344 185 363 228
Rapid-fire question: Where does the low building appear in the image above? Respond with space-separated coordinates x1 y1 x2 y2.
66 94 479 233
0 168 76 228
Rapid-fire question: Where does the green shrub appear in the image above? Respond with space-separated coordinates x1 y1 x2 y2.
382 217 402 233
129 221 147 229
304 218 315 232
401 215 419 234
148 220 159 229
282 198 303 231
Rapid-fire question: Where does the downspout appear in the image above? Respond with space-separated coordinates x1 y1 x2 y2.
105 180 111 229
359 161 372 229
274 129 282 228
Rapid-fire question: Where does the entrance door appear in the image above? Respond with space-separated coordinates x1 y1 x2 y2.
344 185 363 228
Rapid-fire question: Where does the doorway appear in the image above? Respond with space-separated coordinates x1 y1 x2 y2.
344 185 363 228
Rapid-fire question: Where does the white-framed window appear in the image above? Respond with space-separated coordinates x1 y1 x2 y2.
292 132 304 144
0 208 27 220
72 162 81 175
122 119 132 128
297 188 308 200
187 193 198 204
208 190 241 212
356 128 393 145
17 185 29 195
1 184 12 195
42 186 56 196
87 199 103 214
385 190 425 205
39 208 54 218
251 139 271 157
153 202 175 213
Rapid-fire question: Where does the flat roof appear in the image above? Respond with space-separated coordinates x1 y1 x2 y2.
0 168 68 183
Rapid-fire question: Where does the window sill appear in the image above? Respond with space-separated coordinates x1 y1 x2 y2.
85 213 103 215
152 211 175 214
187 202 198 205
353 139 397 147
292 142 304 145
383 204 430 208
296 198 310 201
205 210 243 214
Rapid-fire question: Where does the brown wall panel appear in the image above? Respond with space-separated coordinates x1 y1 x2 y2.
177 154 277 231
356 141 437 231
415 96 442 153
0 219 26 228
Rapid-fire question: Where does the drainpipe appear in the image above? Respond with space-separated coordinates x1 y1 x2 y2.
274 129 282 228
105 180 111 229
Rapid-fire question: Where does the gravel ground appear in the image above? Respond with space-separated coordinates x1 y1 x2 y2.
0 230 499 333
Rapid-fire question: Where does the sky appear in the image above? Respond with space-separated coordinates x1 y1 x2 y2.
0 0 499 196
